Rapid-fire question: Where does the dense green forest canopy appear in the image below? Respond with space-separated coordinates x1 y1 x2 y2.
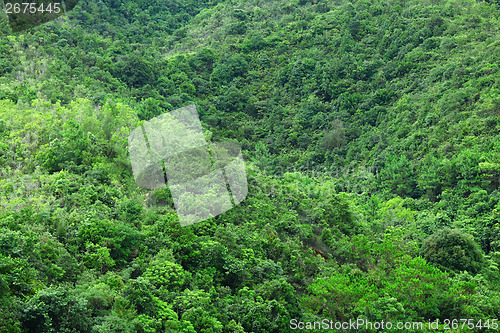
0 0 499 331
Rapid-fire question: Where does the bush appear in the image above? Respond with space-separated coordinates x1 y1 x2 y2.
21 287 92 333
320 119 346 150
421 228 485 274
36 121 101 174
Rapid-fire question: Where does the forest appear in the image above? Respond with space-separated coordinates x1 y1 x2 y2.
0 0 499 331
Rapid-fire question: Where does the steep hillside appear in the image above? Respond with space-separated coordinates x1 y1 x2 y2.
0 0 500 332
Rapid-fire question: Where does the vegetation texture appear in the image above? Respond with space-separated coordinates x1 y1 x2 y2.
0 0 499 332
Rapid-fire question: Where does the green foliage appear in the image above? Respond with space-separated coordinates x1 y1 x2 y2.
143 260 190 292
122 277 158 317
83 243 116 272
210 54 249 85
302 270 378 321
113 54 156 88
21 287 93 333
421 228 485 274
78 218 142 267
36 120 103 174
0 0 499 330
384 256 450 319
320 119 346 150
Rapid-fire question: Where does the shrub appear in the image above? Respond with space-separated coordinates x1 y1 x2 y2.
421 228 485 274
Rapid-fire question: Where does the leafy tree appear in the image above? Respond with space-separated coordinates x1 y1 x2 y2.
113 54 156 88
78 218 142 267
421 228 485 274
144 260 190 293
21 287 93 333
319 119 346 151
302 271 378 321
210 54 248 85
382 256 450 320
35 120 102 174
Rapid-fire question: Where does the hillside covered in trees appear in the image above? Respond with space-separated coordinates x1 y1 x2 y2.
0 0 499 331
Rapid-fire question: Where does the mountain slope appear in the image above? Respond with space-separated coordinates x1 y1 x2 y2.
0 0 500 331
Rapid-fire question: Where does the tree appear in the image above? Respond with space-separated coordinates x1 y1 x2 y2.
302 271 378 321
385 257 450 320
113 54 156 88
35 120 102 174
421 228 485 274
320 119 346 150
21 287 92 333
143 260 190 293
210 54 248 84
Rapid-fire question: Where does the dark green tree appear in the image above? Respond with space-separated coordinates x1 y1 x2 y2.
421 228 485 274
